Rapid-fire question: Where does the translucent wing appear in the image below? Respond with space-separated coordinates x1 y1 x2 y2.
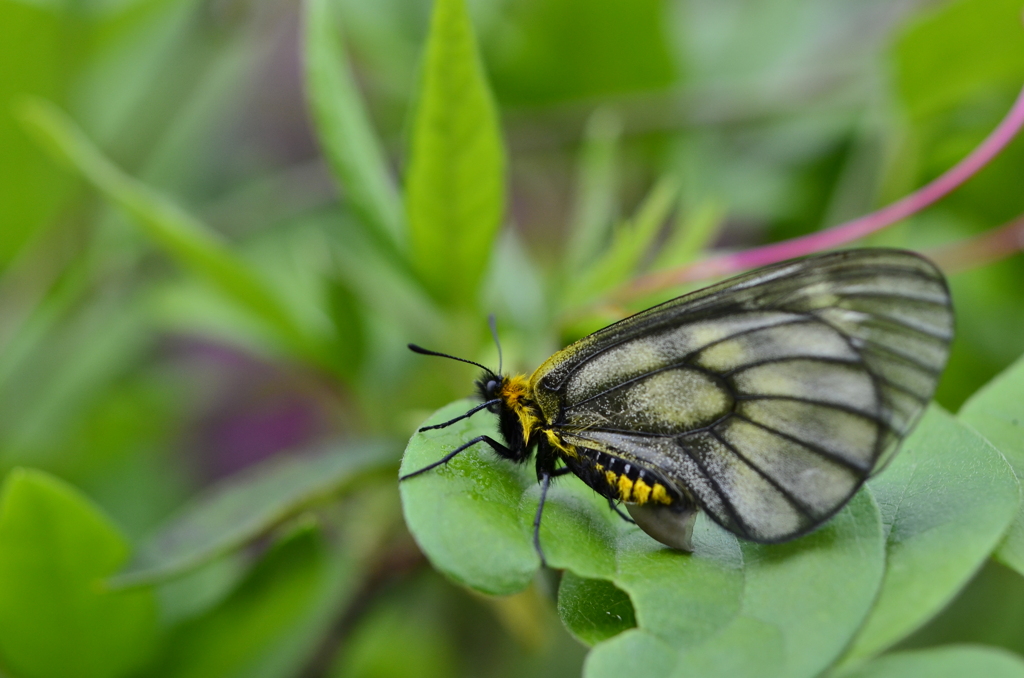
533 249 953 543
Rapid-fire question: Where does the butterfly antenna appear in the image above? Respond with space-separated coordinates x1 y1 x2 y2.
408 344 493 374
488 314 503 375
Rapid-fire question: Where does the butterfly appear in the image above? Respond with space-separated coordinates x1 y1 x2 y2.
402 248 954 561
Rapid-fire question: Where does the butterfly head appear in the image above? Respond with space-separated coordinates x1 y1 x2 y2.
474 371 505 412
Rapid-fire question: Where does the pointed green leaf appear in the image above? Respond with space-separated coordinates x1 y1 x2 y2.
0 468 158 678
566 109 622 271
405 0 506 308
564 175 679 308
302 0 404 252
959 353 1024 576
15 99 328 368
653 200 725 270
113 441 397 587
840 406 1020 664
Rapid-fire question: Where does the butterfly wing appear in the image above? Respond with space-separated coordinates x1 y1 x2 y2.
532 249 953 543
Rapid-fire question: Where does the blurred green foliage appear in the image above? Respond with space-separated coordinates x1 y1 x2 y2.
1 0 1024 675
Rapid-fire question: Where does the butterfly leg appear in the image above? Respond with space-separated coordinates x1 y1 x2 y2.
607 499 636 525
416 400 500 432
534 472 551 567
399 435 512 481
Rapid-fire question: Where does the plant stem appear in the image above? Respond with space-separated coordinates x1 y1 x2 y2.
927 213 1024 274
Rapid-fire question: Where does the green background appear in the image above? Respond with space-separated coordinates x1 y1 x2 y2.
2 0 1024 675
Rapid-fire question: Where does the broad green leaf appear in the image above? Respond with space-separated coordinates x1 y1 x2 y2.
113 441 397 587
563 175 679 308
0 468 157 678
668 492 882 678
840 406 1020 663
565 109 622 271
403 400 885 677
586 491 882 678
400 401 538 595
830 646 1024 678
557 572 636 646
405 0 506 308
960 353 1024 575
584 630 677 678
302 0 404 252
14 99 330 368
150 526 357 678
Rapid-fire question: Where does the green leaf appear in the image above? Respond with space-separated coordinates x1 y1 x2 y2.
830 646 1024 678
156 554 251 626
113 440 397 587
557 572 636 646
0 290 150 461
0 468 157 678
583 630 677 678
405 0 506 308
565 108 622 272
585 491 881 678
483 228 549 336
563 175 679 308
150 526 357 678
960 353 1024 576
326 212 444 342
302 0 404 252
14 99 329 368
652 200 726 271
840 406 1020 663
402 400 886 676
400 401 538 595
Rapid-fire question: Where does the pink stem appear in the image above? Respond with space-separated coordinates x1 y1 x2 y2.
927 213 1024 274
626 83 1024 297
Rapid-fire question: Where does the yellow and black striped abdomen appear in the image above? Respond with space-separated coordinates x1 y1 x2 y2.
558 444 677 507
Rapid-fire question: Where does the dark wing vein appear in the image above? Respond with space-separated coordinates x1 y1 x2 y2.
707 428 817 522
733 394 897 433
720 354 860 378
677 439 751 539
732 412 872 474
855 339 945 375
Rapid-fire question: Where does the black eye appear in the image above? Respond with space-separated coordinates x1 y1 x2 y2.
486 380 499 394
